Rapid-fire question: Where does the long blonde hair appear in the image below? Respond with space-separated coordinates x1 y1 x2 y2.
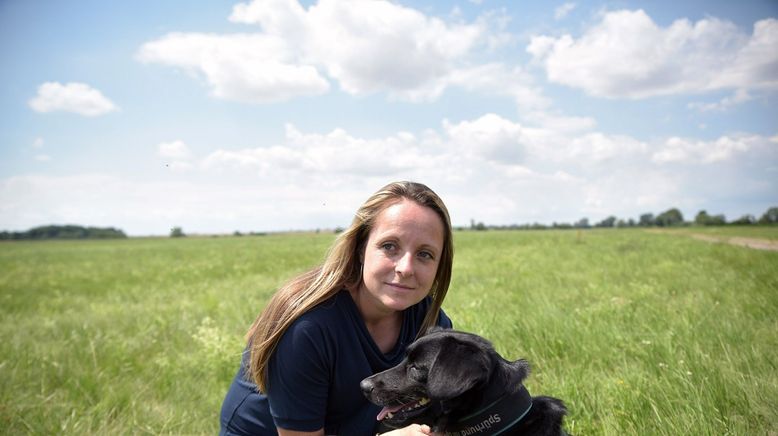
246 181 454 392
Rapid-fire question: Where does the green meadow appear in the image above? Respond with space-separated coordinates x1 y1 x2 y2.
1 229 776 435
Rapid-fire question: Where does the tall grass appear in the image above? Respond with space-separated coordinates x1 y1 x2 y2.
1 229 776 434
448 229 777 435
0 235 332 434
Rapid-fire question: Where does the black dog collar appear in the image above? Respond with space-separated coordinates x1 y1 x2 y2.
442 385 533 436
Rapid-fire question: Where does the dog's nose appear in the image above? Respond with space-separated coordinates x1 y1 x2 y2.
360 379 374 395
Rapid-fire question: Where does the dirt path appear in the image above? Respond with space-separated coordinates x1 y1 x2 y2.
648 230 778 252
725 236 778 251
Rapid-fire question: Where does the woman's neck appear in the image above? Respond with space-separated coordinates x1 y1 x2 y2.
348 287 403 354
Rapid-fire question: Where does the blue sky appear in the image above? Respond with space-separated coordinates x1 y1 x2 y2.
1 0 776 235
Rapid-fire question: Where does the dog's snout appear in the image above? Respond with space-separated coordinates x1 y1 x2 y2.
360 378 375 395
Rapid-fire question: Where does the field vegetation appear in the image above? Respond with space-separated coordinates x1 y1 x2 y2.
1 228 776 434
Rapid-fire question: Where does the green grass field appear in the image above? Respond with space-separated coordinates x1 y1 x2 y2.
1 229 776 435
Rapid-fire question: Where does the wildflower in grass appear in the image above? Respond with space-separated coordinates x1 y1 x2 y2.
193 316 230 358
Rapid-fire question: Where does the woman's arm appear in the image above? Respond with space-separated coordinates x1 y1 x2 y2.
276 424 431 436
381 424 433 435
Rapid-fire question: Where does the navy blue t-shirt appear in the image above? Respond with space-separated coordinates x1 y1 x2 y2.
219 290 452 435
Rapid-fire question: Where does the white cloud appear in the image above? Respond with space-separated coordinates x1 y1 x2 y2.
28 82 118 116
652 135 760 164
688 89 754 112
219 113 734 177
554 3 576 20
135 0 589 132
137 32 330 103
157 140 194 171
446 63 551 112
195 116 776 219
438 113 638 166
563 132 647 163
528 10 778 99
29 137 50 162
158 140 193 160
229 0 483 97
202 123 439 177
5 112 774 234
443 113 525 162
724 18 778 88
228 0 307 31
137 0 527 103
0 174 307 234
520 110 596 133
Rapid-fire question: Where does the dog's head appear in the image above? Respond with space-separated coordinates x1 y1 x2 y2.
360 328 530 427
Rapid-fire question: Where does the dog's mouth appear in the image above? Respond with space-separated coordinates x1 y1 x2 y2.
376 396 432 422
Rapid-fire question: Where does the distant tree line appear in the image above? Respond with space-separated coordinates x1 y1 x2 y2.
463 206 778 231
0 225 127 240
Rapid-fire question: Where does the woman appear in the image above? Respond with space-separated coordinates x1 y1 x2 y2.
220 181 455 435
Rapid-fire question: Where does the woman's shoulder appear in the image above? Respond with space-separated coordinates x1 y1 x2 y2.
286 290 356 333
275 290 361 362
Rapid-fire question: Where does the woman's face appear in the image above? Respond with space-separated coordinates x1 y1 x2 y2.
357 199 445 317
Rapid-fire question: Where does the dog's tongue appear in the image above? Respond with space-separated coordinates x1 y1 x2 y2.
376 403 405 421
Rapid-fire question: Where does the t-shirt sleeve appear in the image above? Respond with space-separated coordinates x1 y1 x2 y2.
337 401 382 435
266 318 331 432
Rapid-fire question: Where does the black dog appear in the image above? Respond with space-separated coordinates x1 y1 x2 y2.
361 328 569 435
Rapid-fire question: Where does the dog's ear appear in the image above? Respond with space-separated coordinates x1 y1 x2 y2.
427 337 491 399
500 358 530 388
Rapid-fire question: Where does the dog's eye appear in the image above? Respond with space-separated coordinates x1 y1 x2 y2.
408 365 427 382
